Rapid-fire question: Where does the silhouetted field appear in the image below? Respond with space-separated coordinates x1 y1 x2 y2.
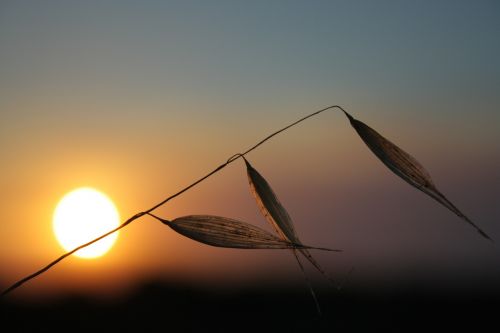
2 279 499 332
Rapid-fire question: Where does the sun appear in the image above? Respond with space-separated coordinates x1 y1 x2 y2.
53 187 120 259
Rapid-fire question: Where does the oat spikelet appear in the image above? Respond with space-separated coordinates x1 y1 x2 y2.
343 111 491 241
244 158 341 313
149 213 341 251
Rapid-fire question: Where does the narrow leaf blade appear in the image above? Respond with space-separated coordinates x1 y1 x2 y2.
343 111 491 241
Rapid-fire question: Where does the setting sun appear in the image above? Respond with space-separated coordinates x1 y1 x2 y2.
53 187 120 259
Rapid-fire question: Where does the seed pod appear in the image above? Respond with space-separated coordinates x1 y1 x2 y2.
150 213 340 251
343 111 491 241
244 159 338 284
245 158 299 243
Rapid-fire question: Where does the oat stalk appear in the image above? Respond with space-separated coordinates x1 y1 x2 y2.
1 104 345 297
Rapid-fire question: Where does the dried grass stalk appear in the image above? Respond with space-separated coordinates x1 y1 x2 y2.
343 111 491 241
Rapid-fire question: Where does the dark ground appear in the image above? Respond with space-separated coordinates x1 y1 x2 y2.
1 280 499 332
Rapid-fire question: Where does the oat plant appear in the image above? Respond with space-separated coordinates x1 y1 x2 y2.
1 105 491 311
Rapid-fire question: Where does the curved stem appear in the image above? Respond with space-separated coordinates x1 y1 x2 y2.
241 105 346 157
1 104 346 297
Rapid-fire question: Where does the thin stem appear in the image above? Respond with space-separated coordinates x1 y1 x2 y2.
150 104 346 208
1 104 346 297
145 163 228 213
1 212 145 297
146 212 169 225
240 105 347 157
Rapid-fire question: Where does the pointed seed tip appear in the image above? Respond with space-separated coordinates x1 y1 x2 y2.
147 212 170 225
479 229 494 243
342 110 355 123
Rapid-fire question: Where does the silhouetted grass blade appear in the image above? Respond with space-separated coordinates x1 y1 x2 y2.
149 213 341 251
244 158 339 287
342 111 492 241
244 158 299 243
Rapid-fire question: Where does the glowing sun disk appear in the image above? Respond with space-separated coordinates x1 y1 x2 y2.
53 187 120 259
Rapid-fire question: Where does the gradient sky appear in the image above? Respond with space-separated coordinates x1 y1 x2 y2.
1 0 499 300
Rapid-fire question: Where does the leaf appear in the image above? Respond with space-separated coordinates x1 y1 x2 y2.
343 111 492 241
149 213 341 251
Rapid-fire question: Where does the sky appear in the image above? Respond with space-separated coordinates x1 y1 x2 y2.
0 0 499 301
